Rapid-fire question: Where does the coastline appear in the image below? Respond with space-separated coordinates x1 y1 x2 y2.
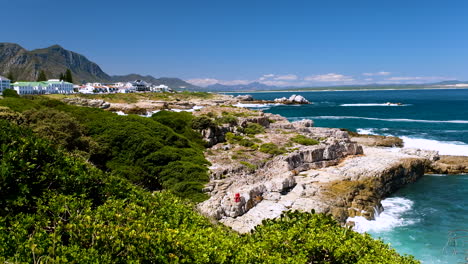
221 87 468 93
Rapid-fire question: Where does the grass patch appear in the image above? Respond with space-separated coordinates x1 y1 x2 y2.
259 143 287 155
290 134 320 146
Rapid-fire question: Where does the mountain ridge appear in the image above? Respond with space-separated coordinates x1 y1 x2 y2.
0 43 199 90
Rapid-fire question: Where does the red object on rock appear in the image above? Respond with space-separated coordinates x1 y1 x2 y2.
234 193 241 203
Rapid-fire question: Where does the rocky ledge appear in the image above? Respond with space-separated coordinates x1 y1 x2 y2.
195 105 450 234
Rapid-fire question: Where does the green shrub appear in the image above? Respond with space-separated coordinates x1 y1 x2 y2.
291 134 320 146
240 123 265 135
190 115 216 130
215 114 238 125
240 161 257 171
259 143 287 155
1 88 19 98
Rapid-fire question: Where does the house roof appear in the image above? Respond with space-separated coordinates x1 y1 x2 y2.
0 75 10 81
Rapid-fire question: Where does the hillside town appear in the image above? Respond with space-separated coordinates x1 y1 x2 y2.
0 75 174 95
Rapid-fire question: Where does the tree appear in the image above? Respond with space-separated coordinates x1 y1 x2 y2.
65 69 73 83
59 72 65 81
37 70 47 81
6 71 15 83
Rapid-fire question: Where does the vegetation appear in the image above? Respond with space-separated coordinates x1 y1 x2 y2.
6 71 15 83
239 122 265 135
1 89 19 98
291 134 320 146
259 143 287 155
37 70 48 81
225 132 257 148
0 96 419 263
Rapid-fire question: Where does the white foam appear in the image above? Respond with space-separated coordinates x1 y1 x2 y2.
233 103 282 108
341 103 409 107
115 111 127 116
401 136 468 156
348 197 416 233
312 116 468 124
356 128 377 135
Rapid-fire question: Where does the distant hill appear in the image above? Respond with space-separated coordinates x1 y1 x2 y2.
0 43 111 83
205 82 280 92
0 43 202 90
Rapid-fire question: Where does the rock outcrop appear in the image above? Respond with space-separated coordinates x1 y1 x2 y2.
274 94 310 104
350 134 404 147
63 98 110 109
198 139 364 226
427 155 468 174
201 146 429 233
235 95 254 101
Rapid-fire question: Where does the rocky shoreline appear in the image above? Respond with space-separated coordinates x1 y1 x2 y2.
60 94 468 233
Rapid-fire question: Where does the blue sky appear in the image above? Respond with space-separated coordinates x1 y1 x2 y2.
3 0 468 86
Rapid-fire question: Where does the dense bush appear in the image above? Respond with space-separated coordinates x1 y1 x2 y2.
239 122 265 135
0 97 210 202
1 88 19 98
291 134 320 146
259 143 287 155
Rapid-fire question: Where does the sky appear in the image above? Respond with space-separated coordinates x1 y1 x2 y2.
3 0 468 87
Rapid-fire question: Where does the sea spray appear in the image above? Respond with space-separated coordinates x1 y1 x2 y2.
347 197 417 233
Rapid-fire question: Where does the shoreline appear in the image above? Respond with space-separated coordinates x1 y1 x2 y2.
221 87 468 93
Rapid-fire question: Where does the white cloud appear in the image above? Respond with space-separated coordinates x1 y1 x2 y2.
304 73 354 82
260 80 293 86
363 71 391 76
186 78 219 87
364 78 373 81
220 79 251 85
385 76 446 81
274 74 298 81
259 74 275 81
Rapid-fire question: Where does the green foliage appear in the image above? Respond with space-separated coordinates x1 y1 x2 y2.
215 114 238 125
65 68 74 83
239 122 265 135
259 143 287 155
240 161 257 171
291 134 320 146
190 115 216 131
1 89 19 98
6 71 15 83
23 108 98 157
0 106 24 125
0 110 419 263
0 120 106 215
225 132 257 148
37 70 47 81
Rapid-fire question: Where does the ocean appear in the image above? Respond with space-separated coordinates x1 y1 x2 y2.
229 89 468 264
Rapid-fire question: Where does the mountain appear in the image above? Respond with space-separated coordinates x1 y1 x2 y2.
205 82 280 92
0 43 202 91
0 43 111 83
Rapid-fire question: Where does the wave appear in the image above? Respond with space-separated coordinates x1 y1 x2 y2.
340 103 410 107
233 103 282 108
348 197 417 233
401 136 468 156
312 116 468 124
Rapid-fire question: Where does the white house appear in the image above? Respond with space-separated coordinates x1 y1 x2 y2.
0 75 11 94
12 80 74 95
150 84 173 93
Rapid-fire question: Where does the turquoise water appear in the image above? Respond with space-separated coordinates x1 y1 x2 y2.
229 89 468 263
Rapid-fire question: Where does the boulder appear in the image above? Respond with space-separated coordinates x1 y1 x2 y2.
274 94 310 104
235 95 254 101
